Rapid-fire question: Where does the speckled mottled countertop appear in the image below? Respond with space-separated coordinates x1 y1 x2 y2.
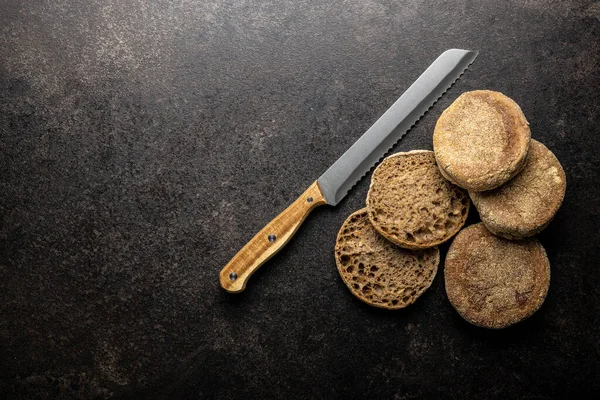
1 1 600 398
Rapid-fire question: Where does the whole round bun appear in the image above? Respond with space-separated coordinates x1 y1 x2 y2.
470 139 566 239
335 208 440 309
444 223 550 329
366 150 469 250
433 90 531 191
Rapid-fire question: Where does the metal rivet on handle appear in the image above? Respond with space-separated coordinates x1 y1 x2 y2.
229 272 237 281
307 197 313 203
268 234 276 242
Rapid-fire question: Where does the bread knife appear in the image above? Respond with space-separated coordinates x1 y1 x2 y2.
219 49 478 293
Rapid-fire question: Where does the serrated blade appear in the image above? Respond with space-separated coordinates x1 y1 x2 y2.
317 48 477 206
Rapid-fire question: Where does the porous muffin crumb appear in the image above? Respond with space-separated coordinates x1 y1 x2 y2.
335 209 439 309
366 150 469 250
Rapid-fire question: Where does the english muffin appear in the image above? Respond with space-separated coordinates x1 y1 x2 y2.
470 139 566 239
335 209 440 309
433 90 531 191
444 223 550 329
366 150 470 250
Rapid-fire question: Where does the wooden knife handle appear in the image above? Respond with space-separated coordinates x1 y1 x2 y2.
219 181 328 293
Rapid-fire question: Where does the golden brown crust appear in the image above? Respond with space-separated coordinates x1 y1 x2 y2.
444 223 550 328
335 209 440 309
433 90 531 191
366 150 470 250
469 140 566 239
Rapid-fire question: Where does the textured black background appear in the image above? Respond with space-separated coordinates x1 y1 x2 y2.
1 0 600 399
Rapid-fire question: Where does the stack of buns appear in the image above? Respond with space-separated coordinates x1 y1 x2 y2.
335 90 565 328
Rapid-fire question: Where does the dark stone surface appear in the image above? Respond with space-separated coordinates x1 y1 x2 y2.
1 0 599 398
